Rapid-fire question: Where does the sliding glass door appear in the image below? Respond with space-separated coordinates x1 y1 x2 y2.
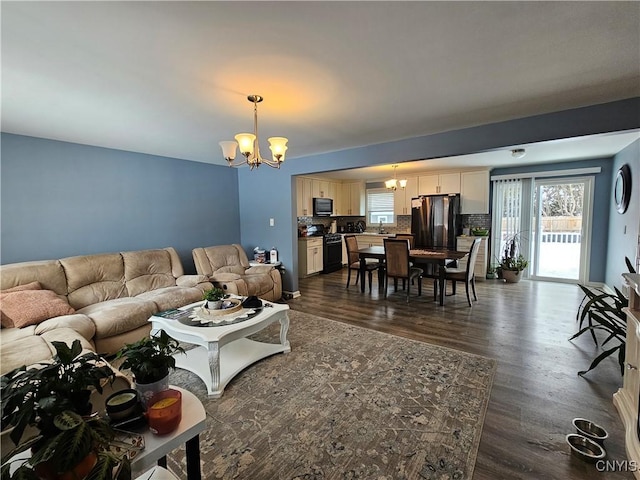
530 177 593 283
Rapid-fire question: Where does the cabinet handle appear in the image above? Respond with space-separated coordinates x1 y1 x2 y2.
627 363 637 371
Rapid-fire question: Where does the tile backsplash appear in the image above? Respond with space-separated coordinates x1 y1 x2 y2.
298 213 491 234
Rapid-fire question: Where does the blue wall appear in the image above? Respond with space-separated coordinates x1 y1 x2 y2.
238 98 640 292
490 158 613 282
606 139 640 289
0 133 241 272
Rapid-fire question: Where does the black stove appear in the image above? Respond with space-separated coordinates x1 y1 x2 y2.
322 233 343 273
324 233 342 244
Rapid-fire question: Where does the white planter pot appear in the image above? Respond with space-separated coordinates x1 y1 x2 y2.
135 375 169 409
502 270 523 283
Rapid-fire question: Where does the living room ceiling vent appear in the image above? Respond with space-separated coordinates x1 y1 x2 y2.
385 165 407 191
219 95 288 170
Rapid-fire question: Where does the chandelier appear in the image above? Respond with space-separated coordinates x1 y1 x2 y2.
385 165 407 191
219 95 289 170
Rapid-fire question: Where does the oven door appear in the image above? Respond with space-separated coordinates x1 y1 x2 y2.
322 239 343 273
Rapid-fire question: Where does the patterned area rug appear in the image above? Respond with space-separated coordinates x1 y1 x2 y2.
166 311 496 480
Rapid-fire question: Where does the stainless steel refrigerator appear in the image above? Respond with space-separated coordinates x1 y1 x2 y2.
411 194 461 249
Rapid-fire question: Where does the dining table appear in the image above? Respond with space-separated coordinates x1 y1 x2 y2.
357 246 469 305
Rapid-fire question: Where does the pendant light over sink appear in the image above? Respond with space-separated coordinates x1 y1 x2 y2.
219 95 289 170
385 165 407 191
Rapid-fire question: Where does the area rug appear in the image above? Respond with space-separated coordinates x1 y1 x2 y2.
166 311 496 480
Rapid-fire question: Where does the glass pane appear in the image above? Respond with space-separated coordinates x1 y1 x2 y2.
535 182 584 280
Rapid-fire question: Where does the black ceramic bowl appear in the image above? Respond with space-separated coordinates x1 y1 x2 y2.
105 389 140 420
572 418 609 445
566 434 606 463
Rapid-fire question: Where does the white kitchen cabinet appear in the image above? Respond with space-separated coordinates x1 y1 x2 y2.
338 182 364 216
418 172 460 195
296 177 313 217
355 235 387 248
312 179 331 199
456 236 488 281
394 177 418 216
460 170 490 214
298 238 323 277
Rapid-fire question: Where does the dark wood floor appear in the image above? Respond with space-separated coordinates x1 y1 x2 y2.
287 269 632 479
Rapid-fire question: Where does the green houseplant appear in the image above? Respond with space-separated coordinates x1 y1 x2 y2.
203 287 225 309
115 330 184 406
0 340 130 480
498 234 529 283
570 257 635 376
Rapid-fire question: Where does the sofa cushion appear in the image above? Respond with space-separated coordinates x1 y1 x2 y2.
35 313 97 341
243 274 277 297
135 286 205 312
1 281 42 293
77 297 157 340
122 249 177 297
61 253 127 309
0 326 92 375
0 289 76 328
0 260 68 296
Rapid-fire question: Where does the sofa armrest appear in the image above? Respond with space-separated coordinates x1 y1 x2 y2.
246 265 275 275
210 273 243 281
176 274 209 287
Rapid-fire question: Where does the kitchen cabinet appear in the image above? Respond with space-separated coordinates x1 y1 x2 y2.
312 180 331 199
456 236 488 281
338 182 365 216
296 177 313 217
418 172 460 195
355 235 388 248
298 238 323 277
394 177 419 216
460 170 490 214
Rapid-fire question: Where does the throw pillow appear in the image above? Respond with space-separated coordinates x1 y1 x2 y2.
0 289 75 328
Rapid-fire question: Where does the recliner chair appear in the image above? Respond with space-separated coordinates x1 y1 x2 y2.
192 244 282 302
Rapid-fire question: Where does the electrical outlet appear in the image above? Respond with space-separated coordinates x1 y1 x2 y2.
270 218 275 227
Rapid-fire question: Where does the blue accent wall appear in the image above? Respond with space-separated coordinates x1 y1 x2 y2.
238 98 640 292
606 139 640 289
490 158 614 282
1 133 241 272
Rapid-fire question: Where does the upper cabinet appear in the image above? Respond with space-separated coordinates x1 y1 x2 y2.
296 177 313 217
394 176 418 215
338 182 365 216
460 170 490 214
418 172 460 195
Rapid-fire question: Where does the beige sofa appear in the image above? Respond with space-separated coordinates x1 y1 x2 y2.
192 244 282 302
0 247 212 375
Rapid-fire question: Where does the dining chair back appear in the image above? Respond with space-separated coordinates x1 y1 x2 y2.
383 238 423 303
394 233 415 248
442 238 481 306
345 235 379 292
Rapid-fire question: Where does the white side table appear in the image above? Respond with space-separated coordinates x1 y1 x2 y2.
131 386 206 480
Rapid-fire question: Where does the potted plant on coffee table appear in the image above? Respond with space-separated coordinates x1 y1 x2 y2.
203 287 225 309
115 330 184 407
498 234 529 283
1 340 130 480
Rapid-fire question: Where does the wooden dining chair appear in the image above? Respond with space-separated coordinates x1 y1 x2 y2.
383 238 423 303
394 233 415 248
440 238 482 306
344 235 379 292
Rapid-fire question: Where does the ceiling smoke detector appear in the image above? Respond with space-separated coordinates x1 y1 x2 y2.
511 148 526 159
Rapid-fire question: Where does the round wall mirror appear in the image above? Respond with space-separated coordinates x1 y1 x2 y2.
614 164 631 214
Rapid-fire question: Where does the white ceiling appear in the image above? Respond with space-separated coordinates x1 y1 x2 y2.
2 1 639 177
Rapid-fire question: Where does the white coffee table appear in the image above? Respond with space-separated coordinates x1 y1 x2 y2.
150 300 290 397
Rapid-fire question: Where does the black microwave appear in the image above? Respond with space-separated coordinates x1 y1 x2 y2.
313 197 333 216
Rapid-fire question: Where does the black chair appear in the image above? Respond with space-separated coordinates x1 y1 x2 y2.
344 235 379 292
440 238 482 306
383 238 423 303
